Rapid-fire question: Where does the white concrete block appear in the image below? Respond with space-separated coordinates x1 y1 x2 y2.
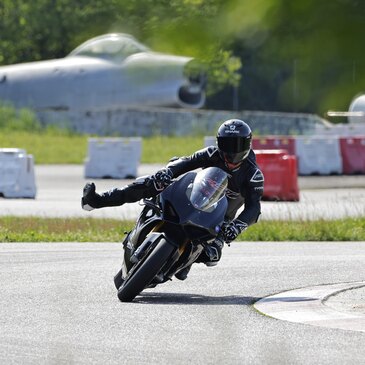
84 138 142 179
0 148 37 198
295 136 343 175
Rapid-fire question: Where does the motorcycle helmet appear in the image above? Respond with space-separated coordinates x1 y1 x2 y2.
216 119 252 169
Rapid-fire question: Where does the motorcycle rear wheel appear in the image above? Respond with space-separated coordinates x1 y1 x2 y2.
117 238 175 302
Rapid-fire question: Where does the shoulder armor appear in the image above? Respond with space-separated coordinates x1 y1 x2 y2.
250 168 264 183
206 145 219 157
193 145 218 158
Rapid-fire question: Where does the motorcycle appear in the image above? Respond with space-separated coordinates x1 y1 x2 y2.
114 166 229 302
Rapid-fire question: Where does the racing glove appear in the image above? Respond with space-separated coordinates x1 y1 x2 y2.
222 219 248 243
81 182 102 211
152 168 173 191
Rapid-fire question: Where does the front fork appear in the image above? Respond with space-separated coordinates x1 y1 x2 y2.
115 229 210 289
113 232 132 289
120 231 177 283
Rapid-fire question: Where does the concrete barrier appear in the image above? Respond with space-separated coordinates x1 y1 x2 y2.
84 138 142 179
204 136 216 147
0 148 36 198
295 136 343 175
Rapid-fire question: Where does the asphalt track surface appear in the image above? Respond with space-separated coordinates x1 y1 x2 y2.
1 241 365 365
1 165 365 364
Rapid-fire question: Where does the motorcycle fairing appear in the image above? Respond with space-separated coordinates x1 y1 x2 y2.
160 172 228 237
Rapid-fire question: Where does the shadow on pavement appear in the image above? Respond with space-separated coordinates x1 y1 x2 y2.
133 292 260 305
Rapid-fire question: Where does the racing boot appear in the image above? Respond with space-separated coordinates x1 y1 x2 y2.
82 175 162 210
196 239 224 266
175 265 192 281
82 183 128 210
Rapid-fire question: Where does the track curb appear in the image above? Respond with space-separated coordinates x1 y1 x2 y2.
254 281 365 332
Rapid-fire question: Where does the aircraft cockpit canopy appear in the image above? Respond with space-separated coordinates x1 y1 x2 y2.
68 33 150 62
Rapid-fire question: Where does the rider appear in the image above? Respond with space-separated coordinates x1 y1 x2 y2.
82 119 264 280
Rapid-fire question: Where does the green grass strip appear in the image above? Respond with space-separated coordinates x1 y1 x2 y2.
0 217 364 242
0 217 134 242
0 131 205 164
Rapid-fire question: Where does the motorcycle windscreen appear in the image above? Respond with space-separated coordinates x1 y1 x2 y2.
187 167 228 212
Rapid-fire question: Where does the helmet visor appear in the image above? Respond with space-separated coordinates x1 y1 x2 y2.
222 151 249 164
217 136 251 153
217 136 251 163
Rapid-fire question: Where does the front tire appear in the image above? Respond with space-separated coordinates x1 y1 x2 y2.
117 238 175 302
114 267 124 289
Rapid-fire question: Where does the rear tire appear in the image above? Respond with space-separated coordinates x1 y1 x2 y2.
117 238 175 302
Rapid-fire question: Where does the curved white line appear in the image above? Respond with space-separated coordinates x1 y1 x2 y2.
254 281 365 332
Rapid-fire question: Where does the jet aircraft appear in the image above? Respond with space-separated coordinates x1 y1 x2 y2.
0 33 206 111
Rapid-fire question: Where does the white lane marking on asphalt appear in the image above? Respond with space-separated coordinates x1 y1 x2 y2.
254 281 365 332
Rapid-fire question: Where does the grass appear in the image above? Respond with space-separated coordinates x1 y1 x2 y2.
0 217 134 242
0 130 205 164
0 217 364 242
0 130 88 164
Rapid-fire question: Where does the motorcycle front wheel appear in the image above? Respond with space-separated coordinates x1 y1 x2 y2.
117 238 175 302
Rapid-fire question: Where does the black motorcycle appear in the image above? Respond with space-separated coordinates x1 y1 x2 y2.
114 166 229 302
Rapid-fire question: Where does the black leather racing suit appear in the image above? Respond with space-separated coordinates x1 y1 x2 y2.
97 146 264 227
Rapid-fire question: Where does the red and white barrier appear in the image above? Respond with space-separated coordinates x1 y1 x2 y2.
204 133 365 176
255 150 300 201
252 135 364 175
340 137 365 174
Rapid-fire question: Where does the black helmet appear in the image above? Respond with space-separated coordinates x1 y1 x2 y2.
216 119 252 166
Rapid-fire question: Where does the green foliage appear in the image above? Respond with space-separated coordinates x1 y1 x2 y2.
0 0 117 63
0 216 364 242
203 50 242 96
0 103 42 132
258 0 365 114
